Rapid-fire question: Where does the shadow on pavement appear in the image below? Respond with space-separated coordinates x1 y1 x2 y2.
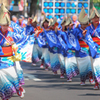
21 61 95 91
78 93 100 96
23 83 94 91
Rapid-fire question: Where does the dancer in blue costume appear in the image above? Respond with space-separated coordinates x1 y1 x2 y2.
51 17 67 77
58 17 70 78
85 6 100 89
67 7 94 85
10 21 24 35
62 17 79 82
53 18 67 78
0 4 33 99
8 24 25 92
57 30 67 79
38 17 50 70
9 19 26 88
26 16 42 66
44 18 61 74
0 4 26 99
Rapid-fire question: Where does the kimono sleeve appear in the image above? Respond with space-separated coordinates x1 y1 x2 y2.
83 32 98 58
12 32 28 44
10 21 23 34
25 25 34 35
37 32 47 48
57 30 68 50
67 28 81 51
59 30 67 43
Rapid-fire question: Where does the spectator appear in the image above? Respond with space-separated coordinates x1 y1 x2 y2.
18 17 23 27
72 14 80 29
12 15 19 24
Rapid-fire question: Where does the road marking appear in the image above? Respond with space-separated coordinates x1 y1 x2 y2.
24 78 29 80
23 73 41 81
33 79 41 81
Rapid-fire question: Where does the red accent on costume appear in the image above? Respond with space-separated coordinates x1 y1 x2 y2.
8 27 14 32
83 13 87 18
0 46 13 57
6 36 13 42
92 37 100 45
3 12 8 18
79 40 89 47
34 26 43 37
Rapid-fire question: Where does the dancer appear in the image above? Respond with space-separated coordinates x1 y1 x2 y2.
0 4 27 100
67 7 94 85
26 16 42 66
85 6 100 89
38 17 50 70
62 17 79 82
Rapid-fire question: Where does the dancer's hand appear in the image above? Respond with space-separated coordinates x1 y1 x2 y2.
82 30 87 36
34 30 40 37
27 17 32 25
69 23 74 29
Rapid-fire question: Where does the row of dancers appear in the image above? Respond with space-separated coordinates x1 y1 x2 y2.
28 6 100 91
0 3 100 100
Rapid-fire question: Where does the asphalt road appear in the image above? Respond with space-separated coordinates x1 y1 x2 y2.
11 61 100 100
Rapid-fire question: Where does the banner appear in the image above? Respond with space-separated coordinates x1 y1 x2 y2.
13 35 35 63
18 0 24 11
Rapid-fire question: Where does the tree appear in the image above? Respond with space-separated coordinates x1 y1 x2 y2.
30 0 37 17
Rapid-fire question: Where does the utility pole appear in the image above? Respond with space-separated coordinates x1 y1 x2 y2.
24 0 28 17
30 0 37 17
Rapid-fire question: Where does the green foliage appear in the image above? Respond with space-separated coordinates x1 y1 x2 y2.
37 0 39 5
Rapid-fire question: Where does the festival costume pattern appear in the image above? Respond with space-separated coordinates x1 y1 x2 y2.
0 27 34 99
66 27 93 82
44 30 61 72
26 25 42 64
86 24 100 83
9 21 25 87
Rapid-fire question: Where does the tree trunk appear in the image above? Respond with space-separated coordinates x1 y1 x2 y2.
30 0 37 17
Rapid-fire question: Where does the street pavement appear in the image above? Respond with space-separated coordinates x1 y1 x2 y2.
11 61 100 100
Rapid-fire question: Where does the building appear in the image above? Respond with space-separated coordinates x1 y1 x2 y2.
0 0 11 7
9 0 30 17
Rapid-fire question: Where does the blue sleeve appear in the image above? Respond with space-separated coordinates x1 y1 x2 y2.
57 30 68 50
86 26 93 36
67 28 81 51
10 21 23 34
72 27 85 40
12 32 25 43
72 28 82 39
57 30 67 43
37 32 47 48
83 32 98 58
69 28 78 36
67 28 72 33
78 24 81 28
61 31 67 43
12 31 35 45
78 32 83 40
95 27 100 38
25 25 34 35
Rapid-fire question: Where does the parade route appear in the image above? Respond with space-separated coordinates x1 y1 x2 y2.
11 61 100 100
24 73 42 81
0 1 100 100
